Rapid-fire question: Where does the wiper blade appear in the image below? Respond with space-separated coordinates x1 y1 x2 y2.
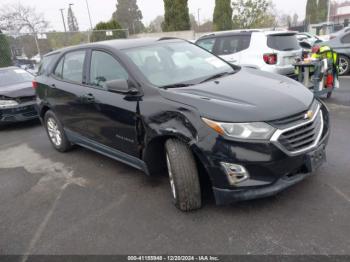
160 83 193 89
200 71 234 83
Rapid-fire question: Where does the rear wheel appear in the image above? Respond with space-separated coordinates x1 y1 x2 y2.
165 139 202 212
339 55 350 76
44 111 72 152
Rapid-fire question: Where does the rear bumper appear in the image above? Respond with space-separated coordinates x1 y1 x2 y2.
0 102 38 124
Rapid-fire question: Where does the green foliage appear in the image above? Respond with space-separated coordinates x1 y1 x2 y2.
162 0 191 32
232 0 276 29
91 20 127 42
305 0 329 24
213 0 233 31
0 33 12 67
112 0 144 34
318 0 329 23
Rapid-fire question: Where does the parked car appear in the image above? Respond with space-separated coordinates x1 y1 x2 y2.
195 30 302 77
297 32 323 46
323 28 350 75
35 38 330 211
0 67 38 125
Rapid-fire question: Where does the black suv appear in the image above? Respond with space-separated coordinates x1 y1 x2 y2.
35 38 330 211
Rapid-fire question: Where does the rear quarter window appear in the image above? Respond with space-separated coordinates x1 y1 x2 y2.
37 54 59 76
267 34 300 51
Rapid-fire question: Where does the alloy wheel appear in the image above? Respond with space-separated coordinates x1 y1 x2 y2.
339 57 349 75
47 117 62 147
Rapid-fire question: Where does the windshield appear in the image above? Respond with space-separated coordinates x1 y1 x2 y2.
123 41 234 87
0 68 34 87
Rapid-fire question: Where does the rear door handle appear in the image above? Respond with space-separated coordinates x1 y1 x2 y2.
51 84 56 89
81 93 95 103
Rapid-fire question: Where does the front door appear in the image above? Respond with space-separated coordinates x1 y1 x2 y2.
82 49 140 157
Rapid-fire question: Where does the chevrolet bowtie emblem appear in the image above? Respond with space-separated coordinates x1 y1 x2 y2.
305 111 314 120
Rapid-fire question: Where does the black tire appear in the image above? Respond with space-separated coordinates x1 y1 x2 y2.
44 110 72 152
165 139 202 211
339 55 350 76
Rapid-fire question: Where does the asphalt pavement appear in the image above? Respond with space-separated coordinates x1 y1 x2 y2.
0 78 349 256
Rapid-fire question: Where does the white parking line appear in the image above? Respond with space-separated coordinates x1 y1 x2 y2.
339 75 350 79
327 184 350 203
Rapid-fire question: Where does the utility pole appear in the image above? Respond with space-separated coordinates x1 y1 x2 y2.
327 0 331 23
59 8 67 32
197 8 201 31
85 0 93 30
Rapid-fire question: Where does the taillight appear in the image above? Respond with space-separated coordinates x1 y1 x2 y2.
32 80 39 89
263 54 277 65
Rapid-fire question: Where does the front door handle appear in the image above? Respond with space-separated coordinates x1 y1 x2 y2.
81 93 95 104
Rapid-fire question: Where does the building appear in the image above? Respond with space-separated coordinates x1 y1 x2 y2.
331 1 350 26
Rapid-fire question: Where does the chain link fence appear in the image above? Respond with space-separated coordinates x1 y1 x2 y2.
0 29 129 69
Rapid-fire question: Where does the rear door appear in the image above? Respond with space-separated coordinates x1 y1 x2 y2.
49 49 90 135
212 34 251 64
82 49 140 157
266 33 301 67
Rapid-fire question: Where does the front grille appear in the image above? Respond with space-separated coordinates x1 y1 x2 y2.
271 101 326 155
278 110 323 152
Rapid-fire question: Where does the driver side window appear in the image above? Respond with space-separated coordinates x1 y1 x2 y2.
90 50 128 89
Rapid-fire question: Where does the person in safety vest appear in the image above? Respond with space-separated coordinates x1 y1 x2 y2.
311 45 339 90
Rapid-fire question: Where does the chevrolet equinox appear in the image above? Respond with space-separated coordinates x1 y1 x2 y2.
35 38 330 211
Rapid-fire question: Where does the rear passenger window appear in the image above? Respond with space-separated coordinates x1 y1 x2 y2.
341 33 350 44
215 35 251 55
53 50 86 83
196 38 216 52
89 50 128 89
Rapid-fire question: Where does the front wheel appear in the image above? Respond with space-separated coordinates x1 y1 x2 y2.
339 55 350 76
165 139 202 212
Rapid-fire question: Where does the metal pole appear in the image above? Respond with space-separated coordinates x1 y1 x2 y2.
327 0 331 23
85 0 93 30
197 8 201 31
59 9 67 32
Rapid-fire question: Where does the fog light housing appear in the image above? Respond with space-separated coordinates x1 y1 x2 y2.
221 162 250 185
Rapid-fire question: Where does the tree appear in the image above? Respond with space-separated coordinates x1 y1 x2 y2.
91 20 127 42
213 0 233 31
232 0 277 29
199 20 213 32
0 4 48 56
305 0 318 24
112 0 144 34
292 13 299 26
147 16 164 33
67 4 79 32
318 0 329 23
0 31 12 67
162 0 191 32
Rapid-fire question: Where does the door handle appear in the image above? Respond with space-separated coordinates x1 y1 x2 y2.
51 84 56 88
81 93 95 103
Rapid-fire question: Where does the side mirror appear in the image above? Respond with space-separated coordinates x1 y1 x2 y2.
106 79 138 95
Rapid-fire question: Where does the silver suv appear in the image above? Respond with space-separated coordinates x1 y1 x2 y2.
196 30 302 77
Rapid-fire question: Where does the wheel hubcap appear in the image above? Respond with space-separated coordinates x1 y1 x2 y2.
47 118 62 146
339 57 348 75
166 153 177 200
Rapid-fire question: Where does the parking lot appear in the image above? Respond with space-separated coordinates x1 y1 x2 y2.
0 78 349 256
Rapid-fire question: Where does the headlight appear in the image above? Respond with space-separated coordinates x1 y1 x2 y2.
202 118 276 140
0 100 19 109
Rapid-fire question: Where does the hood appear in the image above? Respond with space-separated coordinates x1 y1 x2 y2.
160 68 314 122
0 82 34 98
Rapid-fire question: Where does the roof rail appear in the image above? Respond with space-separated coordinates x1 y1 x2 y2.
158 37 183 41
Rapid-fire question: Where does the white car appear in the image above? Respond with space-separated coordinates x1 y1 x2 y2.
195 30 302 77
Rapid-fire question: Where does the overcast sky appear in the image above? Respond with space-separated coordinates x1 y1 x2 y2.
0 0 340 31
